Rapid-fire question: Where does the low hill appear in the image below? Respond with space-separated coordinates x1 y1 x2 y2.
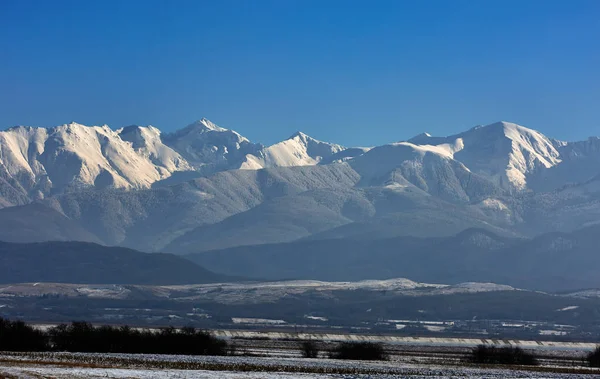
186 226 600 292
0 203 101 244
0 240 229 285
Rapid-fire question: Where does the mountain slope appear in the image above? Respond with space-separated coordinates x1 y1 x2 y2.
0 240 229 285
165 179 518 254
45 163 361 251
528 137 600 191
165 188 371 253
0 203 101 244
348 140 502 203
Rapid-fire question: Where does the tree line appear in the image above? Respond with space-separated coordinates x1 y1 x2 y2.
0 318 228 355
1 318 599 368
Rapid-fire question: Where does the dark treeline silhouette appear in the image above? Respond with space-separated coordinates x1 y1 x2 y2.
0 318 228 355
470 345 538 366
0 318 47 351
588 346 600 368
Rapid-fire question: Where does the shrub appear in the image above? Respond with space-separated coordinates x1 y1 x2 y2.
470 345 538 366
300 340 319 358
0 317 48 351
587 346 600 368
329 341 387 361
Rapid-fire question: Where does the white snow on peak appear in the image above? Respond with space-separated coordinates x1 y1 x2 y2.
168 118 246 141
191 118 227 132
162 119 260 171
0 118 357 204
398 137 465 160
3 117 599 208
0 122 191 199
398 121 562 191
345 120 574 194
118 125 191 173
347 137 468 190
452 121 562 190
240 131 346 169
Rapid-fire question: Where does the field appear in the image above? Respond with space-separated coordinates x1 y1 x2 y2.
1 337 599 378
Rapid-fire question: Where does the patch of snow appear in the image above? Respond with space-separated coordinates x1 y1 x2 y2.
556 305 579 312
476 198 509 212
232 318 287 325
304 315 328 322
424 325 447 332
501 323 525 328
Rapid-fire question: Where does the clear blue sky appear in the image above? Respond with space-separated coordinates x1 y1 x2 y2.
1 0 599 146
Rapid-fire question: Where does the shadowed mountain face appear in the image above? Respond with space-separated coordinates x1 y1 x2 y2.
0 240 230 285
186 226 600 292
0 119 599 286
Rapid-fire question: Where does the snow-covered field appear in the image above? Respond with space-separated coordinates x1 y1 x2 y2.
0 352 598 378
1 365 595 378
214 330 598 351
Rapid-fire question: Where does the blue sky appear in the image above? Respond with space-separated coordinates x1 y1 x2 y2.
0 0 598 146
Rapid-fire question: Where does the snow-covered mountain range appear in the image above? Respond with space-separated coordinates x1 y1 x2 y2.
1 118 600 254
0 118 353 205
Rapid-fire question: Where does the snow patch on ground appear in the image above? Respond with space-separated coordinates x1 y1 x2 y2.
556 306 579 312
305 315 328 322
232 318 286 325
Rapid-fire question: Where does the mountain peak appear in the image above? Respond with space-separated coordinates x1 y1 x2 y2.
187 118 227 132
455 121 562 190
470 121 511 131
165 118 241 142
471 121 536 134
408 132 433 144
290 130 306 137
285 132 344 150
244 130 346 169
288 131 312 141
119 124 143 135
63 121 84 127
